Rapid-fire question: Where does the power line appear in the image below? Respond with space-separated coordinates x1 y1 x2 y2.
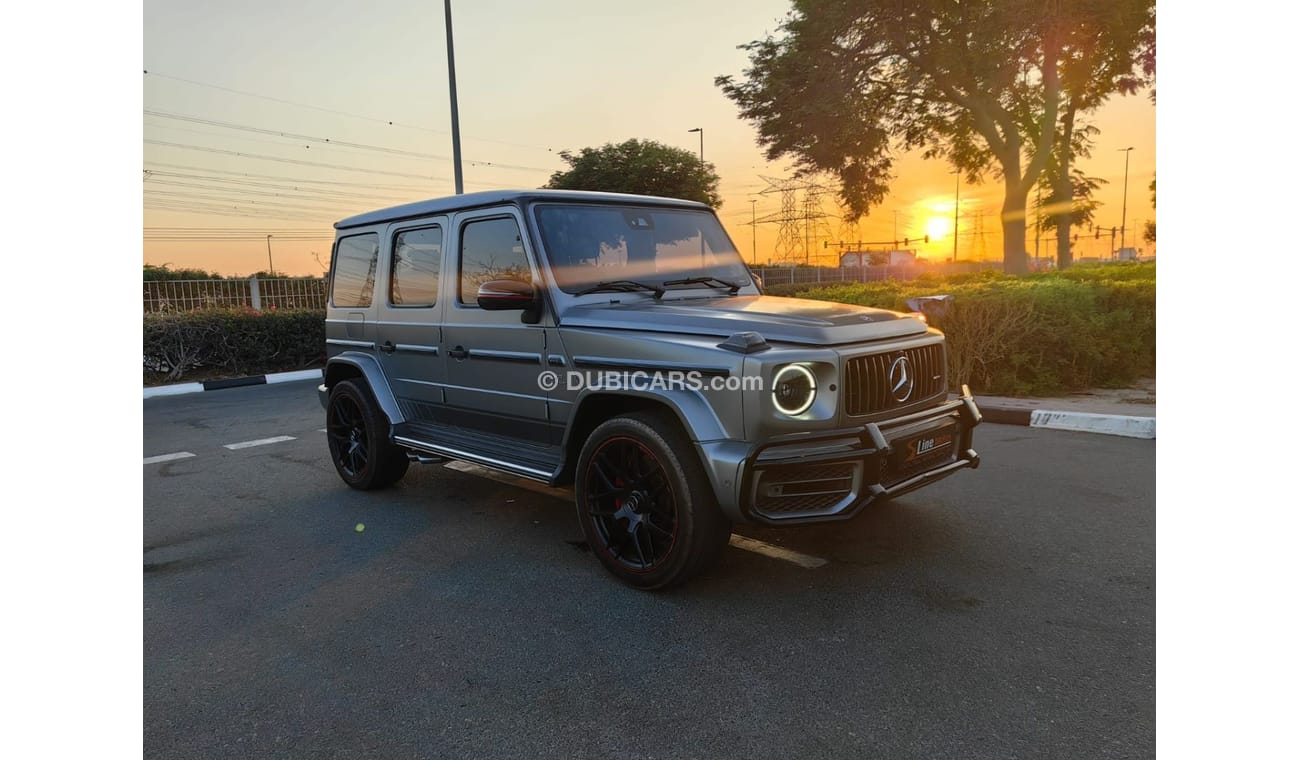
144 188 359 214
142 170 410 200
146 108 450 160
144 202 339 223
144 139 449 181
142 173 411 205
143 69 556 153
145 109 549 173
142 161 431 191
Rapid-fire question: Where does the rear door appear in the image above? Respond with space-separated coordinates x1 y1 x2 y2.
374 219 447 421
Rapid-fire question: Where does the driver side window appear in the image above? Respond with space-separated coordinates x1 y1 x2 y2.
458 216 531 304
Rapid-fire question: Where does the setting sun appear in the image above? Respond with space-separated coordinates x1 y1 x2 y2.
925 216 952 242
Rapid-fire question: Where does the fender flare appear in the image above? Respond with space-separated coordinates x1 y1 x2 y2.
324 352 405 425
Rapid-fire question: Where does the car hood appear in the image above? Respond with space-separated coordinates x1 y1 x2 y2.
559 294 928 346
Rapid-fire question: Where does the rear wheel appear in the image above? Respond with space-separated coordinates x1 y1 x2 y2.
575 411 732 590
326 379 409 490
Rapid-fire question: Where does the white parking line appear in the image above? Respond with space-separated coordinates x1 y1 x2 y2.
728 535 829 569
143 451 196 465
223 435 297 450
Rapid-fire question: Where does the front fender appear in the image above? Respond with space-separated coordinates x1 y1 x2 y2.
562 386 731 450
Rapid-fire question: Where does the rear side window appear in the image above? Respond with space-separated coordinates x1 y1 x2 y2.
458 217 530 304
331 233 379 307
391 226 442 307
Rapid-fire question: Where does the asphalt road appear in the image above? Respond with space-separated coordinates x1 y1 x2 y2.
144 381 1154 759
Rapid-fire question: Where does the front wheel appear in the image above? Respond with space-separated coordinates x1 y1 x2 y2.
575 411 732 590
326 379 409 490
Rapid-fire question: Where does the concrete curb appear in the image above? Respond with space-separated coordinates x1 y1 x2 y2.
1027 409 1156 439
144 369 322 400
975 401 1155 439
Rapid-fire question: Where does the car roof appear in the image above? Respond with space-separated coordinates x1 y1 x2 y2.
334 189 712 230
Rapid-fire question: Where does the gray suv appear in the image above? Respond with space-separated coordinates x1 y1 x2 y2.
320 189 981 589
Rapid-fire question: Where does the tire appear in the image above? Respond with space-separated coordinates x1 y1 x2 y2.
325 379 410 490
575 411 732 590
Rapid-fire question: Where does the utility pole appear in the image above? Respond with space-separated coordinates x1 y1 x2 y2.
1119 147 1134 250
749 198 757 265
444 0 464 194
951 172 960 264
266 234 274 276
893 210 899 244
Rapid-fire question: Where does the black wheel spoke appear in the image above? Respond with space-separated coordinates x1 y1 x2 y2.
630 524 649 567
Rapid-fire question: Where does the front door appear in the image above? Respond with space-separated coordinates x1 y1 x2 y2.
440 208 551 444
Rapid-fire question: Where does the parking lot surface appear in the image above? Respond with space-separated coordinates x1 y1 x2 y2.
145 381 1154 759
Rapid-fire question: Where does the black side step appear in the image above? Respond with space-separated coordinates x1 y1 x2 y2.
391 421 562 482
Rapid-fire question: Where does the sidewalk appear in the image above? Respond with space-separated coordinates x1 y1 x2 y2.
966 379 1156 439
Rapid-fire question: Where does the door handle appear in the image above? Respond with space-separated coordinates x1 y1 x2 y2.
378 341 396 354
448 346 469 360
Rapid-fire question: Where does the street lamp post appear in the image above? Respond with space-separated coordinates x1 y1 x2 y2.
1119 146 1134 251
445 0 464 194
266 234 274 276
687 127 703 162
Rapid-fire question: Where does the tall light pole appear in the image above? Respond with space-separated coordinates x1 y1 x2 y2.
687 127 703 162
266 234 274 276
445 0 464 194
1119 146 1134 250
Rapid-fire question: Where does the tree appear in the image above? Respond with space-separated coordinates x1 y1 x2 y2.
544 139 722 208
1034 119 1106 249
1040 1 1154 268
1037 168 1105 235
716 0 1153 274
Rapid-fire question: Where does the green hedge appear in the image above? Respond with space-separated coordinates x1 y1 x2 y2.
786 263 1155 396
144 308 325 383
142 264 1155 395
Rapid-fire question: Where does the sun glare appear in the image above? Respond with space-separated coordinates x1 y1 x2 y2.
925 216 951 242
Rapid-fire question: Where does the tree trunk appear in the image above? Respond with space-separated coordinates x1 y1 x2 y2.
1002 176 1029 275
1055 104 1077 270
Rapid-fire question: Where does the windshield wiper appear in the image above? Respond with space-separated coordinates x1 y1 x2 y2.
573 279 666 298
658 276 741 298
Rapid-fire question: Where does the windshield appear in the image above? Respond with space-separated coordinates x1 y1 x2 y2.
534 204 752 294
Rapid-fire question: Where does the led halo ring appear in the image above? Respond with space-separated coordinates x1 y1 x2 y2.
771 364 817 416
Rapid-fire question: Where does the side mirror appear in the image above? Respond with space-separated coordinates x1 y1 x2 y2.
477 279 538 311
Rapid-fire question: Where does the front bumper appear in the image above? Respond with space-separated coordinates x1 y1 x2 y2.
734 387 982 526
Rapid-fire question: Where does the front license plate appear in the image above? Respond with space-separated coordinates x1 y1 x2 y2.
888 424 958 481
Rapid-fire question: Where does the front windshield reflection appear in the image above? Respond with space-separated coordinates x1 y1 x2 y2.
535 204 751 293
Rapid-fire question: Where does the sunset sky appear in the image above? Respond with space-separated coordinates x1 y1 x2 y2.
143 0 1156 276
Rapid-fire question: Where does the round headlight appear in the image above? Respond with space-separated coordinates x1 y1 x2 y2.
772 364 817 416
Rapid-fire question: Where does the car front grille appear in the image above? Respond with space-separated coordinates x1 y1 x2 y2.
843 343 947 416
753 462 858 517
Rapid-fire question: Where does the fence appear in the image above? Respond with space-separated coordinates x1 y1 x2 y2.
143 277 328 313
753 261 1003 287
143 258 1145 311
